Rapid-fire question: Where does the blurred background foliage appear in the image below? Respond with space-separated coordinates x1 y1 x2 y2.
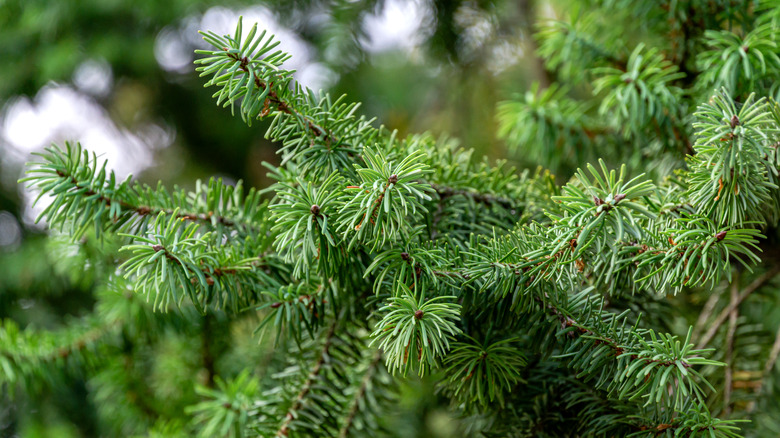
0 0 547 436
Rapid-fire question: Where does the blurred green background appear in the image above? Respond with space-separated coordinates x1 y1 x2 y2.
0 0 553 241
0 0 547 435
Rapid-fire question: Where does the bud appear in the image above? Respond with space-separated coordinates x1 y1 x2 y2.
613 193 626 203
310 204 320 215
388 174 398 184
414 310 424 320
715 230 727 241
593 196 604 206
730 115 740 129
400 252 410 261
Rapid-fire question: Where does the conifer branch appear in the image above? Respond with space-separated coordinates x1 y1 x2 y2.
696 265 780 349
338 349 383 438
276 319 338 437
222 50 338 145
747 323 780 413
432 183 520 210
13 7 780 436
723 272 740 415
0 318 120 389
22 143 268 238
54 168 240 228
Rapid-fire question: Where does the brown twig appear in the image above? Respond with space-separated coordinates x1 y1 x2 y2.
226 52 338 144
533 295 688 369
53 170 259 232
692 289 723 342
150 244 253 287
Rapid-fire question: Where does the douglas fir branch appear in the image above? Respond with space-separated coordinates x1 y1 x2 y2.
7 1 780 437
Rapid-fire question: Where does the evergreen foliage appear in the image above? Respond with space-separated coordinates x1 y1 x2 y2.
6 1 780 436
